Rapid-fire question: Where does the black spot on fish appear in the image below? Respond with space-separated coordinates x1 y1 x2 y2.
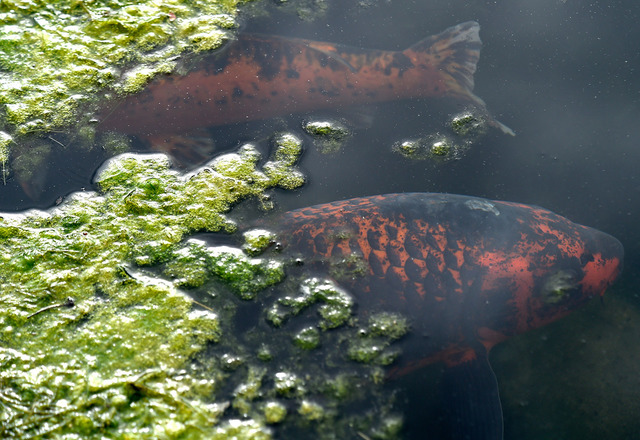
240 39 283 81
384 53 414 77
270 90 278 96
314 235 329 254
369 251 386 277
215 97 228 106
233 87 243 98
320 89 339 97
367 229 383 251
286 69 300 79
405 258 425 281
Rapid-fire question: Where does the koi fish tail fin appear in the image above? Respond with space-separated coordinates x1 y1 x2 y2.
405 21 515 136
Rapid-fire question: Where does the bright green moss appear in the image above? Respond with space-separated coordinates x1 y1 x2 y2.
298 399 325 421
367 312 410 340
303 119 351 154
450 111 488 138
347 313 408 365
264 400 288 424
0 142 303 438
293 326 321 350
392 134 467 162
0 0 249 177
267 277 354 329
243 228 277 256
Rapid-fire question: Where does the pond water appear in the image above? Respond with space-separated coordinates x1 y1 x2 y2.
2 0 639 439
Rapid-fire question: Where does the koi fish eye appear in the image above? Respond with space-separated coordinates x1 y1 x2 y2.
541 270 580 304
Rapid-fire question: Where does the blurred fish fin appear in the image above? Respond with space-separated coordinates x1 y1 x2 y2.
441 347 504 440
406 21 514 136
341 105 377 129
146 132 217 169
406 21 481 96
305 41 358 73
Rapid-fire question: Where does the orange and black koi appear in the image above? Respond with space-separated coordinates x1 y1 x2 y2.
100 22 514 140
258 193 623 439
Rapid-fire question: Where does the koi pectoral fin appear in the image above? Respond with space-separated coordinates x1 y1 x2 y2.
146 133 218 169
440 348 504 440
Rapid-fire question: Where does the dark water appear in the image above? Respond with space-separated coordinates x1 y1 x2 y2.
2 0 639 438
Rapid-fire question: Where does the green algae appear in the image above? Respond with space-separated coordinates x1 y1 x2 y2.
392 134 468 162
243 228 277 256
267 277 354 329
263 400 287 424
0 131 11 181
293 326 321 350
0 135 410 438
262 133 306 192
303 119 351 154
450 110 488 138
0 138 304 438
0 0 250 179
348 313 409 366
392 109 490 162
161 237 285 297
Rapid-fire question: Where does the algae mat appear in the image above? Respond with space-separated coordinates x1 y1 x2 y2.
0 136 405 439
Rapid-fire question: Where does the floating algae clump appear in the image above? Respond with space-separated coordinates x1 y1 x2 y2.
392 134 465 161
163 239 285 299
303 119 351 154
266 277 354 329
0 138 304 438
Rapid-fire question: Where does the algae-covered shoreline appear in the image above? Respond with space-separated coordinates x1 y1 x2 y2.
0 138 407 438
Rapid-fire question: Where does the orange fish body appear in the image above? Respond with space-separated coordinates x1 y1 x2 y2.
260 193 622 439
100 22 513 138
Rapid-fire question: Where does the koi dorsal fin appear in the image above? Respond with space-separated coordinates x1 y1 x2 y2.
304 41 358 73
405 21 515 135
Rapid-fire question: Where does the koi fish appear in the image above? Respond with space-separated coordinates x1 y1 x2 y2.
100 21 514 148
260 193 623 439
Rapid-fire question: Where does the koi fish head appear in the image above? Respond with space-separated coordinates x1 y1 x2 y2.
483 204 625 335
543 226 623 302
